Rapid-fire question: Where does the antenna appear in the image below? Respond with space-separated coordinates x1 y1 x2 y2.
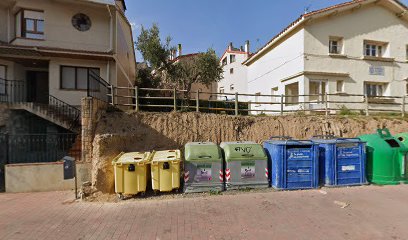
304 4 312 14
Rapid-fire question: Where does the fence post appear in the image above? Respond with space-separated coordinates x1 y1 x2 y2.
196 90 200 112
5 132 9 165
173 88 177 112
402 95 406 117
110 85 115 106
325 92 328 117
235 92 239 116
280 94 284 116
135 86 139 112
364 94 369 116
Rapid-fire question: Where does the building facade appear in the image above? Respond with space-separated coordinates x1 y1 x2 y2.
243 0 408 113
0 0 135 171
218 41 250 100
0 0 135 107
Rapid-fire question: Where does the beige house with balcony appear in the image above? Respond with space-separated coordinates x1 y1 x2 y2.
244 0 408 114
0 0 135 107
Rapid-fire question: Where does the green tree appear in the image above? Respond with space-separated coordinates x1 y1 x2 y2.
172 49 223 93
136 23 173 70
136 24 223 94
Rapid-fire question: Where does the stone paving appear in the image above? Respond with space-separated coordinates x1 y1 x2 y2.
1 185 408 240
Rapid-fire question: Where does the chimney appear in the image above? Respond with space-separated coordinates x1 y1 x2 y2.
178 44 182 57
228 42 233 51
240 46 244 51
244 40 250 54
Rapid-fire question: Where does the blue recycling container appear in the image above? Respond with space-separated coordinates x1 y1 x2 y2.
312 138 367 187
263 140 319 190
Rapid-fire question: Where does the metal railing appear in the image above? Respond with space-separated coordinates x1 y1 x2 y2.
88 70 111 103
107 86 408 117
0 133 80 164
48 95 81 131
0 78 26 103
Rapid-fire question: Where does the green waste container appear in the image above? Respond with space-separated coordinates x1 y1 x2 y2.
184 142 223 193
359 129 408 185
220 141 269 190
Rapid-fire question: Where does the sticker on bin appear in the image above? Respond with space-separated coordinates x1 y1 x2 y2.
287 168 310 174
241 162 255 179
337 145 360 158
196 164 212 181
287 149 312 161
341 165 356 171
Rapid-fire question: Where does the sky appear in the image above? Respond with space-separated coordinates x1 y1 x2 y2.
126 0 408 61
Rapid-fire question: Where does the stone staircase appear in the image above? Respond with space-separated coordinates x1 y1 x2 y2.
8 96 81 133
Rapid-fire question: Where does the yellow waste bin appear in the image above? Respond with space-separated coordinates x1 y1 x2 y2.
150 150 182 193
112 152 151 199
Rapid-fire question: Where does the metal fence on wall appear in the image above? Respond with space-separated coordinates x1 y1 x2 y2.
0 133 79 164
100 86 408 117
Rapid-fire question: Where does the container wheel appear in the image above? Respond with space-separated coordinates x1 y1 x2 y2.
117 194 125 200
140 192 146 198
174 188 180 193
153 190 160 196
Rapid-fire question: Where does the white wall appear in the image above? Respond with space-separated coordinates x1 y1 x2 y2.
218 52 248 99
246 29 305 113
304 4 408 98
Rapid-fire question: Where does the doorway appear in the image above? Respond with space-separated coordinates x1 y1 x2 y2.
26 71 49 103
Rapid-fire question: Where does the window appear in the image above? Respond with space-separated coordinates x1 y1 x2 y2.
406 82 408 95
271 87 279 102
365 82 385 97
255 92 261 106
219 87 224 93
406 45 408 61
222 57 227 66
0 65 6 95
16 9 45 39
285 82 299 105
230 84 234 91
61 66 100 91
230 54 236 63
309 80 327 102
364 41 387 57
336 80 344 93
230 68 234 74
329 37 342 54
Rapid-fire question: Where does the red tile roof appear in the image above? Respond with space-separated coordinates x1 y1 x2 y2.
244 0 407 65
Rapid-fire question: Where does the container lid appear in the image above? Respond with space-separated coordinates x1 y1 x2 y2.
113 152 151 164
311 138 364 144
220 141 267 161
264 140 317 146
185 142 222 162
151 150 181 162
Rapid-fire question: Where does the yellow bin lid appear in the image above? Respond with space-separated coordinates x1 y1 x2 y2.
112 152 151 165
151 150 181 162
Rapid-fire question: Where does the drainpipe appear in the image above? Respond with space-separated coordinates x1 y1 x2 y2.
106 5 113 51
7 8 10 42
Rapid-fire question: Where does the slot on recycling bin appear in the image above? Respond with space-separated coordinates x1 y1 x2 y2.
184 142 224 193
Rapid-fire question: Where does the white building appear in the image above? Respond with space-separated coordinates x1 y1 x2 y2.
218 41 250 100
243 0 408 113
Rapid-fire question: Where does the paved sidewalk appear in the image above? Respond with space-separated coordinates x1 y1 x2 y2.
0 185 408 240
